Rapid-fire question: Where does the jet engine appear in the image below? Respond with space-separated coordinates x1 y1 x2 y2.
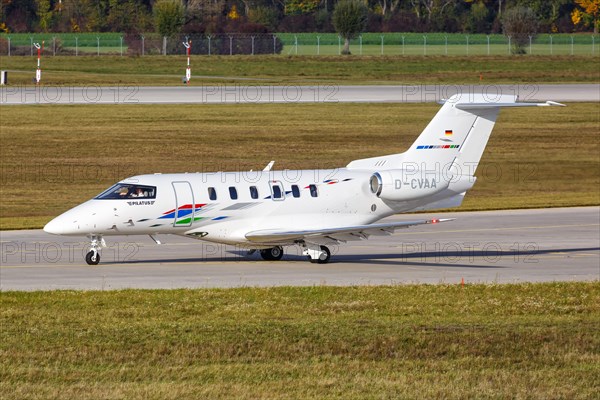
369 170 450 202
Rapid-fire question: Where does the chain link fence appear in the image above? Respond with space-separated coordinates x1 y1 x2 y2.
1 33 597 57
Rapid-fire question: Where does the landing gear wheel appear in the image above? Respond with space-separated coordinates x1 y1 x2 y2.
260 246 284 261
309 246 331 264
85 250 100 265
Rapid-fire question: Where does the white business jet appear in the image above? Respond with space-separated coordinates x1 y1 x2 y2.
44 94 563 265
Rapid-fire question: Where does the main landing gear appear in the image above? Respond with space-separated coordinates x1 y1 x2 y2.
260 246 284 261
257 244 331 263
85 234 105 265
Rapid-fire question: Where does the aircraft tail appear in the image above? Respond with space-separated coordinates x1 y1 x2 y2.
347 94 564 176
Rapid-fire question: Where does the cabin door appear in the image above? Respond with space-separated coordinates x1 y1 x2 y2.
171 181 194 227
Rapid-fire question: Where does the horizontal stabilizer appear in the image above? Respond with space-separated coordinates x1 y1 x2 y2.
246 218 454 244
455 100 565 110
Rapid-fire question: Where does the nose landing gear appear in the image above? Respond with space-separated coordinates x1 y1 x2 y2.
302 243 331 264
85 235 105 265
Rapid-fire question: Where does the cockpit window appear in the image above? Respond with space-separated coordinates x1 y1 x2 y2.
95 184 157 200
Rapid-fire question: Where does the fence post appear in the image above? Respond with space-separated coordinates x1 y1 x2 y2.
141 35 144 56
508 36 511 54
75 36 78 56
445 35 448 55
380 35 384 55
592 35 595 55
402 36 405 55
571 36 574 55
229 36 233 56
30 36 33 56
273 35 276 55
208 35 212 56
359 35 362 55
423 35 427 56
7 37 10 56
486 35 490 55
550 35 553 55
120 36 123 56
317 36 320 55
97 36 100 56
251 36 255 55
294 35 298 55
466 35 469 56
338 36 341 55
53 36 56 56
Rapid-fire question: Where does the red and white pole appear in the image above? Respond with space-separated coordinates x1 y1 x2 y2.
34 41 44 84
183 40 191 84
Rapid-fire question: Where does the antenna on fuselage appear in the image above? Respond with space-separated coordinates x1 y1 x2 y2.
263 161 275 172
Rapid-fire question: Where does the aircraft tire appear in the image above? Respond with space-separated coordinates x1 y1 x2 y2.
308 246 331 264
260 246 283 261
317 246 331 264
85 250 100 265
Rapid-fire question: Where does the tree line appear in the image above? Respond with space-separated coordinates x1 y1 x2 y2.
1 0 598 35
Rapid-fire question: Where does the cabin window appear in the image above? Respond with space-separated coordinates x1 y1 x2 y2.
249 186 259 199
229 186 238 200
208 187 217 201
291 185 300 198
272 185 283 199
309 184 318 198
95 184 156 200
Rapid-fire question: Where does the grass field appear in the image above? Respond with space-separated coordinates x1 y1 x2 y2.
1 55 599 85
1 282 598 399
0 102 598 230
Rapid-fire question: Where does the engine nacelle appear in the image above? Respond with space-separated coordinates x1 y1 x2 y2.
369 170 450 202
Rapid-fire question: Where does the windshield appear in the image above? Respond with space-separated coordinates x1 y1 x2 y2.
95 183 157 200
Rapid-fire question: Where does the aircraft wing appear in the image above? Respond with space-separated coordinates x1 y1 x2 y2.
245 218 454 245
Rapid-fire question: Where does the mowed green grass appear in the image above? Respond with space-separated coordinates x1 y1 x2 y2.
0 102 598 229
1 55 598 85
1 283 599 399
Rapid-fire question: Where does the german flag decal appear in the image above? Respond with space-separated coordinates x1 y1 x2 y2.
445 130 453 136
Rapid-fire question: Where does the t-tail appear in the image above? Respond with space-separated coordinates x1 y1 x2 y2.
347 94 564 210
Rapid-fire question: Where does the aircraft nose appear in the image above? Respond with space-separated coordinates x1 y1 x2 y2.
43 216 66 235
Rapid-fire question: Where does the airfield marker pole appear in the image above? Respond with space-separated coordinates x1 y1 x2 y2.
359 35 362 55
380 35 384 55
52 36 56 56
423 35 427 56
550 35 553 55
33 41 43 84
529 35 532 54
229 36 233 55
466 35 469 56
120 36 123 56
30 36 33 56
7 37 10 56
294 35 298 55
273 35 276 55
571 36 574 55
96 36 100 56
141 35 144 56
508 36 511 54
183 40 191 84
592 36 595 55
445 35 448 55
251 36 255 55
75 36 78 56
486 35 490 55
207 35 211 56
338 36 341 55
317 36 320 55
401 36 405 55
